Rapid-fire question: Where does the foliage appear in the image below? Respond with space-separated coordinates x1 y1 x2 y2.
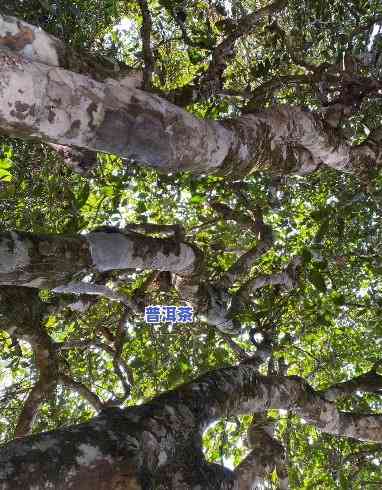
2 0 382 487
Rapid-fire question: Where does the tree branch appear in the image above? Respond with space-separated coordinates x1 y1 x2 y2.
321 364 382 401
0 287 59 438
56 339 134 388
234 413 287 489
1 363 382 488
59 374 104 412
0 229 200 288
137 0 155 89
197 0 288 98
235 256 301 302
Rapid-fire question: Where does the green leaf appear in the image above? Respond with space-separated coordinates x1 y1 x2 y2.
75 182 90 210
0 168 12 182
190 194 204 204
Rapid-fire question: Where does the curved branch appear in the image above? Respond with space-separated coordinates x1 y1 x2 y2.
234 413 287 489
56 339 134 388
0 287 59 438
198 0 288 97
321 365 382 401
1 363 382 488
59 374 104 412
156 364 382 442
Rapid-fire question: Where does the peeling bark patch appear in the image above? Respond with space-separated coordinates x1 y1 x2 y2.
0 232 30 273
48 107 55 123
11 100 31 120
0 26 34 51
65 119 81 138
87 102 99 131
14 101 29 113
76 444 104 466
0 15 60 67
93 109 133 156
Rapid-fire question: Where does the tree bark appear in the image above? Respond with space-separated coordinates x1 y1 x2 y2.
0 363 381 489
0 230 198 288
0 17 381 178
234 413 288 489
0 15 140 81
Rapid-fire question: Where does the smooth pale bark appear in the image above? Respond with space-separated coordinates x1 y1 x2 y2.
0 363 381 489
0 230 198 288
0 18 381 177
0 15 142 82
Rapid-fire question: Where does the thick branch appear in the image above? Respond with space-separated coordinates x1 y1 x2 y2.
0 26 380 178
0 229 199 288
321 366 382 401
155 365 382 442
0 14 136 81
0 363 382 488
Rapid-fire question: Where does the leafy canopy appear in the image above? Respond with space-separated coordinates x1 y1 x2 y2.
2 0 382 487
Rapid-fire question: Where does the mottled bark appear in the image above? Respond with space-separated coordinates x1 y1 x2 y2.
321 366 382 401
0 14 141 174
0 363 381 489
234 414 287 489
0 20 381 177
0 230 198 288
0 15 139 82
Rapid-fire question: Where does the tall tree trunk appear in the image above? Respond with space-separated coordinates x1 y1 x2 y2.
0 362 381 489
0 16 381 178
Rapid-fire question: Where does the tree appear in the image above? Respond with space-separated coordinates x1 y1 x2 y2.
1 11 382 179
1 1 382 488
